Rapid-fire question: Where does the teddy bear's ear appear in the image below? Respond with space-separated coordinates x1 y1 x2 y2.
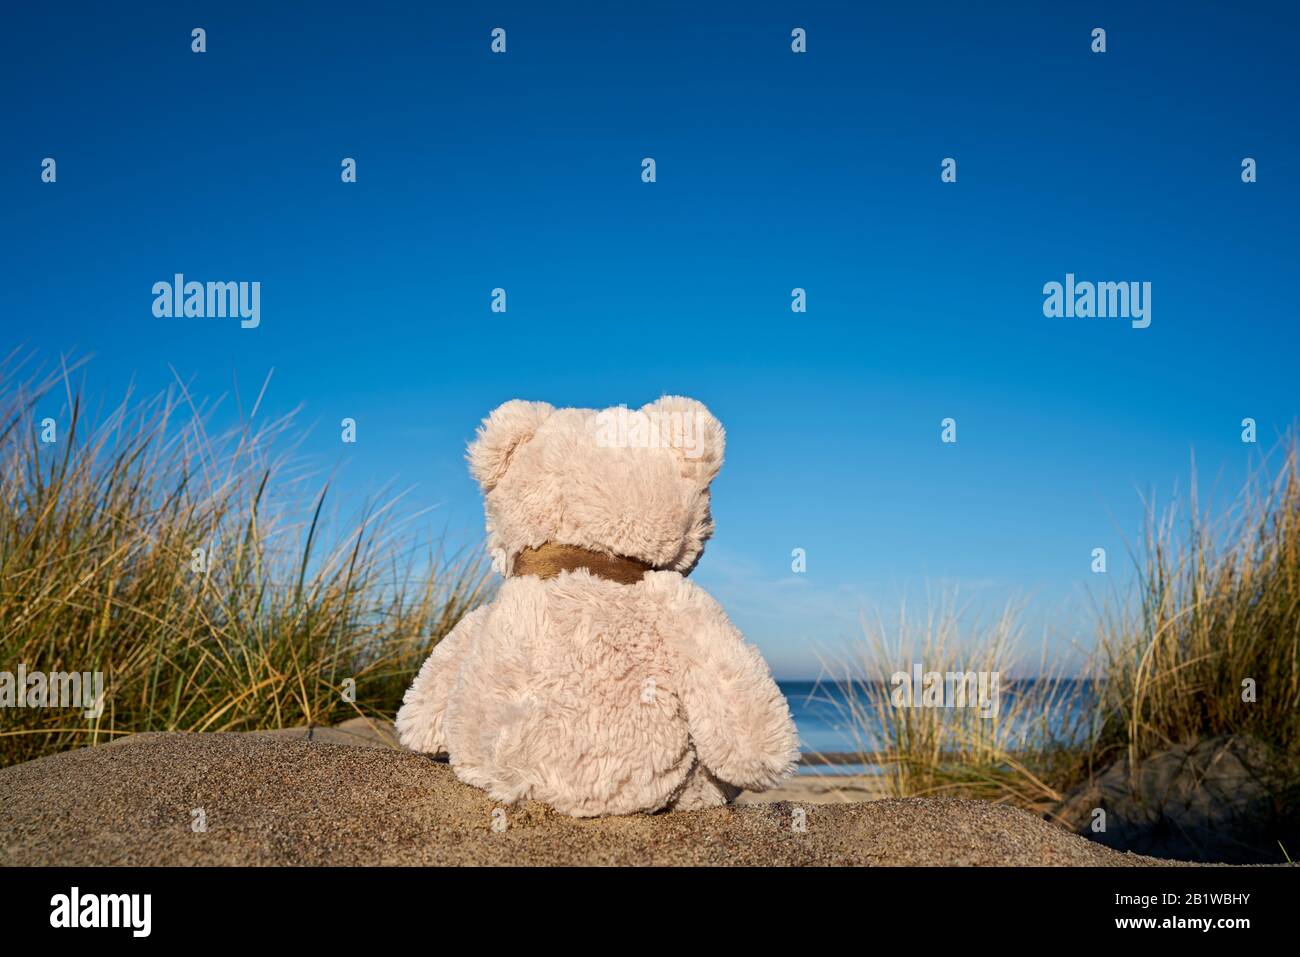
467 400 554 492
640 395 725 484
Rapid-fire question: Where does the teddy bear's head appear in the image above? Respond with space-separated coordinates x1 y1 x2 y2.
467 396 725 576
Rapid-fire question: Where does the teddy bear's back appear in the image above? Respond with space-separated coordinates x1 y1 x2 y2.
442 570 703 816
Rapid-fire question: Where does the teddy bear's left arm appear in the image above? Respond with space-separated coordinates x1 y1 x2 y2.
395 605 490 755
668 584 800 792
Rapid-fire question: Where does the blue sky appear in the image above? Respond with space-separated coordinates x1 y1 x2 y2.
4 2 1297 677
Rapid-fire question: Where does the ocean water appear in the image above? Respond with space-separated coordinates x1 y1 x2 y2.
777 679 1097 776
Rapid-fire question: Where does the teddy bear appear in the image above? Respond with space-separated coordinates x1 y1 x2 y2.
395 396 799 817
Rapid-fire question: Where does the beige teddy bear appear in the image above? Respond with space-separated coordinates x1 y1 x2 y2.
396 396 799 816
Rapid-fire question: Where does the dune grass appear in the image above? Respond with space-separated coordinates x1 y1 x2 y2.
1091 434 1300 776
814 597 1091 814
820 434 1299 820
0 355 493 767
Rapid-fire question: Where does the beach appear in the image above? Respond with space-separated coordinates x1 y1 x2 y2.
0 723 1173 867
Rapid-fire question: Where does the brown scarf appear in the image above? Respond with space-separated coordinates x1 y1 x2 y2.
512 543 656 585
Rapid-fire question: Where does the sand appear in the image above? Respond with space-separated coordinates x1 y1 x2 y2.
0 725 1175 866
735 772 886 805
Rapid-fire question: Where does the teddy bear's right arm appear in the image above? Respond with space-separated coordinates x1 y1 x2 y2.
668 585 800 792
395 605 490 755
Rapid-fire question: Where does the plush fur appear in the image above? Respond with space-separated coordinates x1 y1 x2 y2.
397 397 799 816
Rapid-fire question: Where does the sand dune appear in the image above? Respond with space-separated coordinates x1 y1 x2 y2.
0 727 1175 866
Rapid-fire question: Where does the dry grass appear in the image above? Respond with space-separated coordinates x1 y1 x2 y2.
0 353 493 767
822 435 1300 817
1092 435 1300 775
815 595 1091 814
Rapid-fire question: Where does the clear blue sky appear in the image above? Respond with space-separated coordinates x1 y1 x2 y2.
4 2 1297 677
